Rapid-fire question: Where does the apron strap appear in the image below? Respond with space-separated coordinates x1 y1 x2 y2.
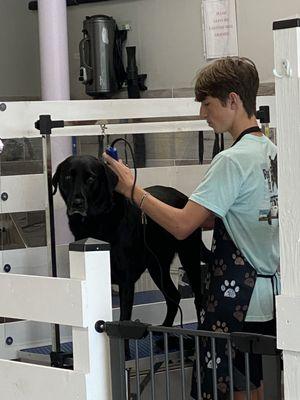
256 273 278 319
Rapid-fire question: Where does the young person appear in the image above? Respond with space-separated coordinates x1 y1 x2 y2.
103 57 279 400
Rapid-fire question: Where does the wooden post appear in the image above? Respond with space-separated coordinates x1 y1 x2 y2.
70 238 113 400
273 17 300 399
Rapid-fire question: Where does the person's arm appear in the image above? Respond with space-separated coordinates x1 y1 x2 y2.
103 153 214 240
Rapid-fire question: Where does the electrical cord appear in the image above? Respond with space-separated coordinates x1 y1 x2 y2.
109 137 184 328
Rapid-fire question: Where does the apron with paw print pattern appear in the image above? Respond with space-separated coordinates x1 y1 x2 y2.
191 217 260 399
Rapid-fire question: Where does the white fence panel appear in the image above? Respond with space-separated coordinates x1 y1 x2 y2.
0 272 85 326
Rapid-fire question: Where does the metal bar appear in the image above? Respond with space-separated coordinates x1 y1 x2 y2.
149 325 230 340
164 333 170 400
149 332 155 400
42 134 60 353
135 340 141 400
195 337 202 400
61 115 203 127
245 353 251 400
179 334 186 400
125 368 131 400
110 337 127 400
211 337 218 400
227 338 234 400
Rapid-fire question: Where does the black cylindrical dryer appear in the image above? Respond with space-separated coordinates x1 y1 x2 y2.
79 15 118 98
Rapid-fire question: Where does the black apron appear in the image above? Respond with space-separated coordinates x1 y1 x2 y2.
191 217 259 398
191 127 276 398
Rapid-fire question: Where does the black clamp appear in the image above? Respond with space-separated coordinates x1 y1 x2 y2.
35 115 64 136
231 332 279 356
95 320 150 340
256 106 270 124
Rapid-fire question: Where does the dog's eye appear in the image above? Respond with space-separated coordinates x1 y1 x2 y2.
86 176 95 184
65 175 71 181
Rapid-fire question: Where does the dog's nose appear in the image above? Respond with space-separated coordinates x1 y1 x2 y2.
72 198 84 207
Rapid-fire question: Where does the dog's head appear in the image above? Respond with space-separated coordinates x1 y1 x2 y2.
52 155 119 217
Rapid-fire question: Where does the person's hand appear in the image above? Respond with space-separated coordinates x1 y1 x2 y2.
102 152 135 198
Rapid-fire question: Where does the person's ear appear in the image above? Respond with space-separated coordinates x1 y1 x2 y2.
228 92 240 110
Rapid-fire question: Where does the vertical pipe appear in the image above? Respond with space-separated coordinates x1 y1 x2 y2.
37 0 73 245
37 0 73 354
211 338 218 400
179 334 186 400
135 340 141 400
195 337 202 399
149 332 156 400
38 0 70 102
245 353 251 400
164 333 170 400
227 338 234 400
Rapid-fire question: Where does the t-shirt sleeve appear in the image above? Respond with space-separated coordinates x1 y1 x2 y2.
189 153 243 218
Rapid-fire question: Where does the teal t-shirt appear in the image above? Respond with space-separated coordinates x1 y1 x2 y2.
190 134 279 322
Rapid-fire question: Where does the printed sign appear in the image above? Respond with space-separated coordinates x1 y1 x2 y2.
202 0 238 59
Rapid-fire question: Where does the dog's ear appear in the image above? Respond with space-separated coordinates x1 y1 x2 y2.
103 163 119 193
52 163 61 195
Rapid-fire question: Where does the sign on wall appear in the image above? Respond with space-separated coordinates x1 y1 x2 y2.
202 0 238 59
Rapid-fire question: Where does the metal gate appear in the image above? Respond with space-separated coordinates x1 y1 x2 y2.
97 320 282 400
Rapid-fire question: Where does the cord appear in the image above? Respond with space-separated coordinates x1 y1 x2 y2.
109 137 184 328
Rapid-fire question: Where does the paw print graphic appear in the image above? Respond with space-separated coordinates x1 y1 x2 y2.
199 309 206 325
205 351 221 369
232 250 245 266
205 272 211 290
203 393 212 399
244 271 256 287
217 376 230 394
212 320 229 333
221 280 240 298
213 259 227 276
233 305 248 322
207 295 218 312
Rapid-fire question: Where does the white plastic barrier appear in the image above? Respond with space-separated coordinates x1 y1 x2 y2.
0 239 113 400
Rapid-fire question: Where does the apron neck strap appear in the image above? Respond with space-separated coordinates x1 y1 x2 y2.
231 126 261 147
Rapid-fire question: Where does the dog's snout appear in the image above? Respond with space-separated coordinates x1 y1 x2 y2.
68 195 87 217
72 198 84 207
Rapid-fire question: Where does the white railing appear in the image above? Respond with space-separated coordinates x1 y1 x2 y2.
0 239 113 400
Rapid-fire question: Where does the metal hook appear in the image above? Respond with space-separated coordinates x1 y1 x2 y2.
273 59 292 79
100 124 108 135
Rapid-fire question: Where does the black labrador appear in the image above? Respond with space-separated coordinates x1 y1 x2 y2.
53 155 211 326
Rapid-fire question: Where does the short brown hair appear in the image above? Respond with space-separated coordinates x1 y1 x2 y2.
195 57 259 117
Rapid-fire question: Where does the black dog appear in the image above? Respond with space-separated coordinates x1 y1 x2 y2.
53 155 211 326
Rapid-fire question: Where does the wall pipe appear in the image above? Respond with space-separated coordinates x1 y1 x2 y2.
29 0 111 11
37 0 73 351
37 1 73 245
38 0 73 244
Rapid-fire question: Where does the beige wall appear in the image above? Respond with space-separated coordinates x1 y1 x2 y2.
1 0 300 99
236 1 300 83
0 0 40 99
